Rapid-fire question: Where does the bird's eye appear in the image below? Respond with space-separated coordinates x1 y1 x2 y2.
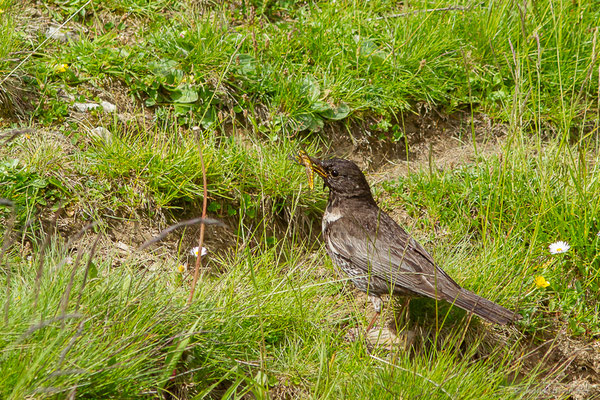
331 169 339 177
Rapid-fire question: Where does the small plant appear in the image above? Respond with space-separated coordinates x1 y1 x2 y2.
0 158 69 225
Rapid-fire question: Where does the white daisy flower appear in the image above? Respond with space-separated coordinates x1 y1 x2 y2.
190 246 208 257
549 241 570 254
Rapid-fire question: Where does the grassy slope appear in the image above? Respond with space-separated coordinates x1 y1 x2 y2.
0 0 599 398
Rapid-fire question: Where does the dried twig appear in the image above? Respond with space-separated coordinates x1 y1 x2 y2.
179 37 245 304
188 137 209 305
0 129 32 144
137 217 222 251
1 200 16 324
74 236 100 312
367 5 469 21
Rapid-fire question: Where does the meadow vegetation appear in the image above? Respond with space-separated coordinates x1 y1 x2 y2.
1 0 599 398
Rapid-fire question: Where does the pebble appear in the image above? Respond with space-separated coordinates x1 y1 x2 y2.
90 127 112 143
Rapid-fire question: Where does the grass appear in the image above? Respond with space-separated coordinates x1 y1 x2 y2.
0 233 544 399
20 0 599 131
0 0 599 398
0 121 325 234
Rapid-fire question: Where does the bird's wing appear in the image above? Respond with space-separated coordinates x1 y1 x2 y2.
325 210 460 299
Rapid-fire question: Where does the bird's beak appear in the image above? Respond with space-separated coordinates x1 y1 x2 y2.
291 150 327 190
308 157 327 179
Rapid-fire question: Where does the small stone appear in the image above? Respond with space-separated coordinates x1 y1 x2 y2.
73 101 116 114
115 241 130 253
346 326 415 350
366 327 415 349
100 101 116 113
90 127 112 143
46 26 77 43
57 88 75 102
73 102 100 112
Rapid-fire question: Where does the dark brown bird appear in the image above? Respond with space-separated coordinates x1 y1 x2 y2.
304 155 520 326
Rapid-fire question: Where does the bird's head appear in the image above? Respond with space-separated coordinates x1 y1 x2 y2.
308 156 374 201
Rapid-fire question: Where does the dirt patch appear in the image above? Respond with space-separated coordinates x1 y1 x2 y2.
48 209 237 273
324 103 507 171
517 333 600 399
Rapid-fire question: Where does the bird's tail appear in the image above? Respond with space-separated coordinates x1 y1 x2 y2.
450 288 521 325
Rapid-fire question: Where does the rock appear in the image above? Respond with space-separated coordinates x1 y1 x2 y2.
73 102 100 112
100 101 116 113
90 127 112 143
46 26 77 43
346 326 415 350
73 101 117 113
115 241 130 254
57 88 75 102
366 326 415 349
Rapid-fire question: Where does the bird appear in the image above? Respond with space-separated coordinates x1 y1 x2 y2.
299 154 521 328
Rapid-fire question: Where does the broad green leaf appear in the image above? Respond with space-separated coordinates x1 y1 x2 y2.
170 85 199 103
320 102 350 120
300 75 320 102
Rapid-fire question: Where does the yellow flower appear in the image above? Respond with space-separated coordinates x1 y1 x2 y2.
55 63 69 73
177 264 185 273
534 275 550 288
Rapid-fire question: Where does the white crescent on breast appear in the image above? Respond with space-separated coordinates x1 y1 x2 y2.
322 209 343 232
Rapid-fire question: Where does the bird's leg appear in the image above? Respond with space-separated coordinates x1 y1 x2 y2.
366 313 379 332
403 298 411 324
395 297 411 329
366 295 383 332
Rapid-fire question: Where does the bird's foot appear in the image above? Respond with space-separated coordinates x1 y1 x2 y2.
366 312 379 332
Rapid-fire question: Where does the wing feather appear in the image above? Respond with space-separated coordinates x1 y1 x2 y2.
325 210 461 300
